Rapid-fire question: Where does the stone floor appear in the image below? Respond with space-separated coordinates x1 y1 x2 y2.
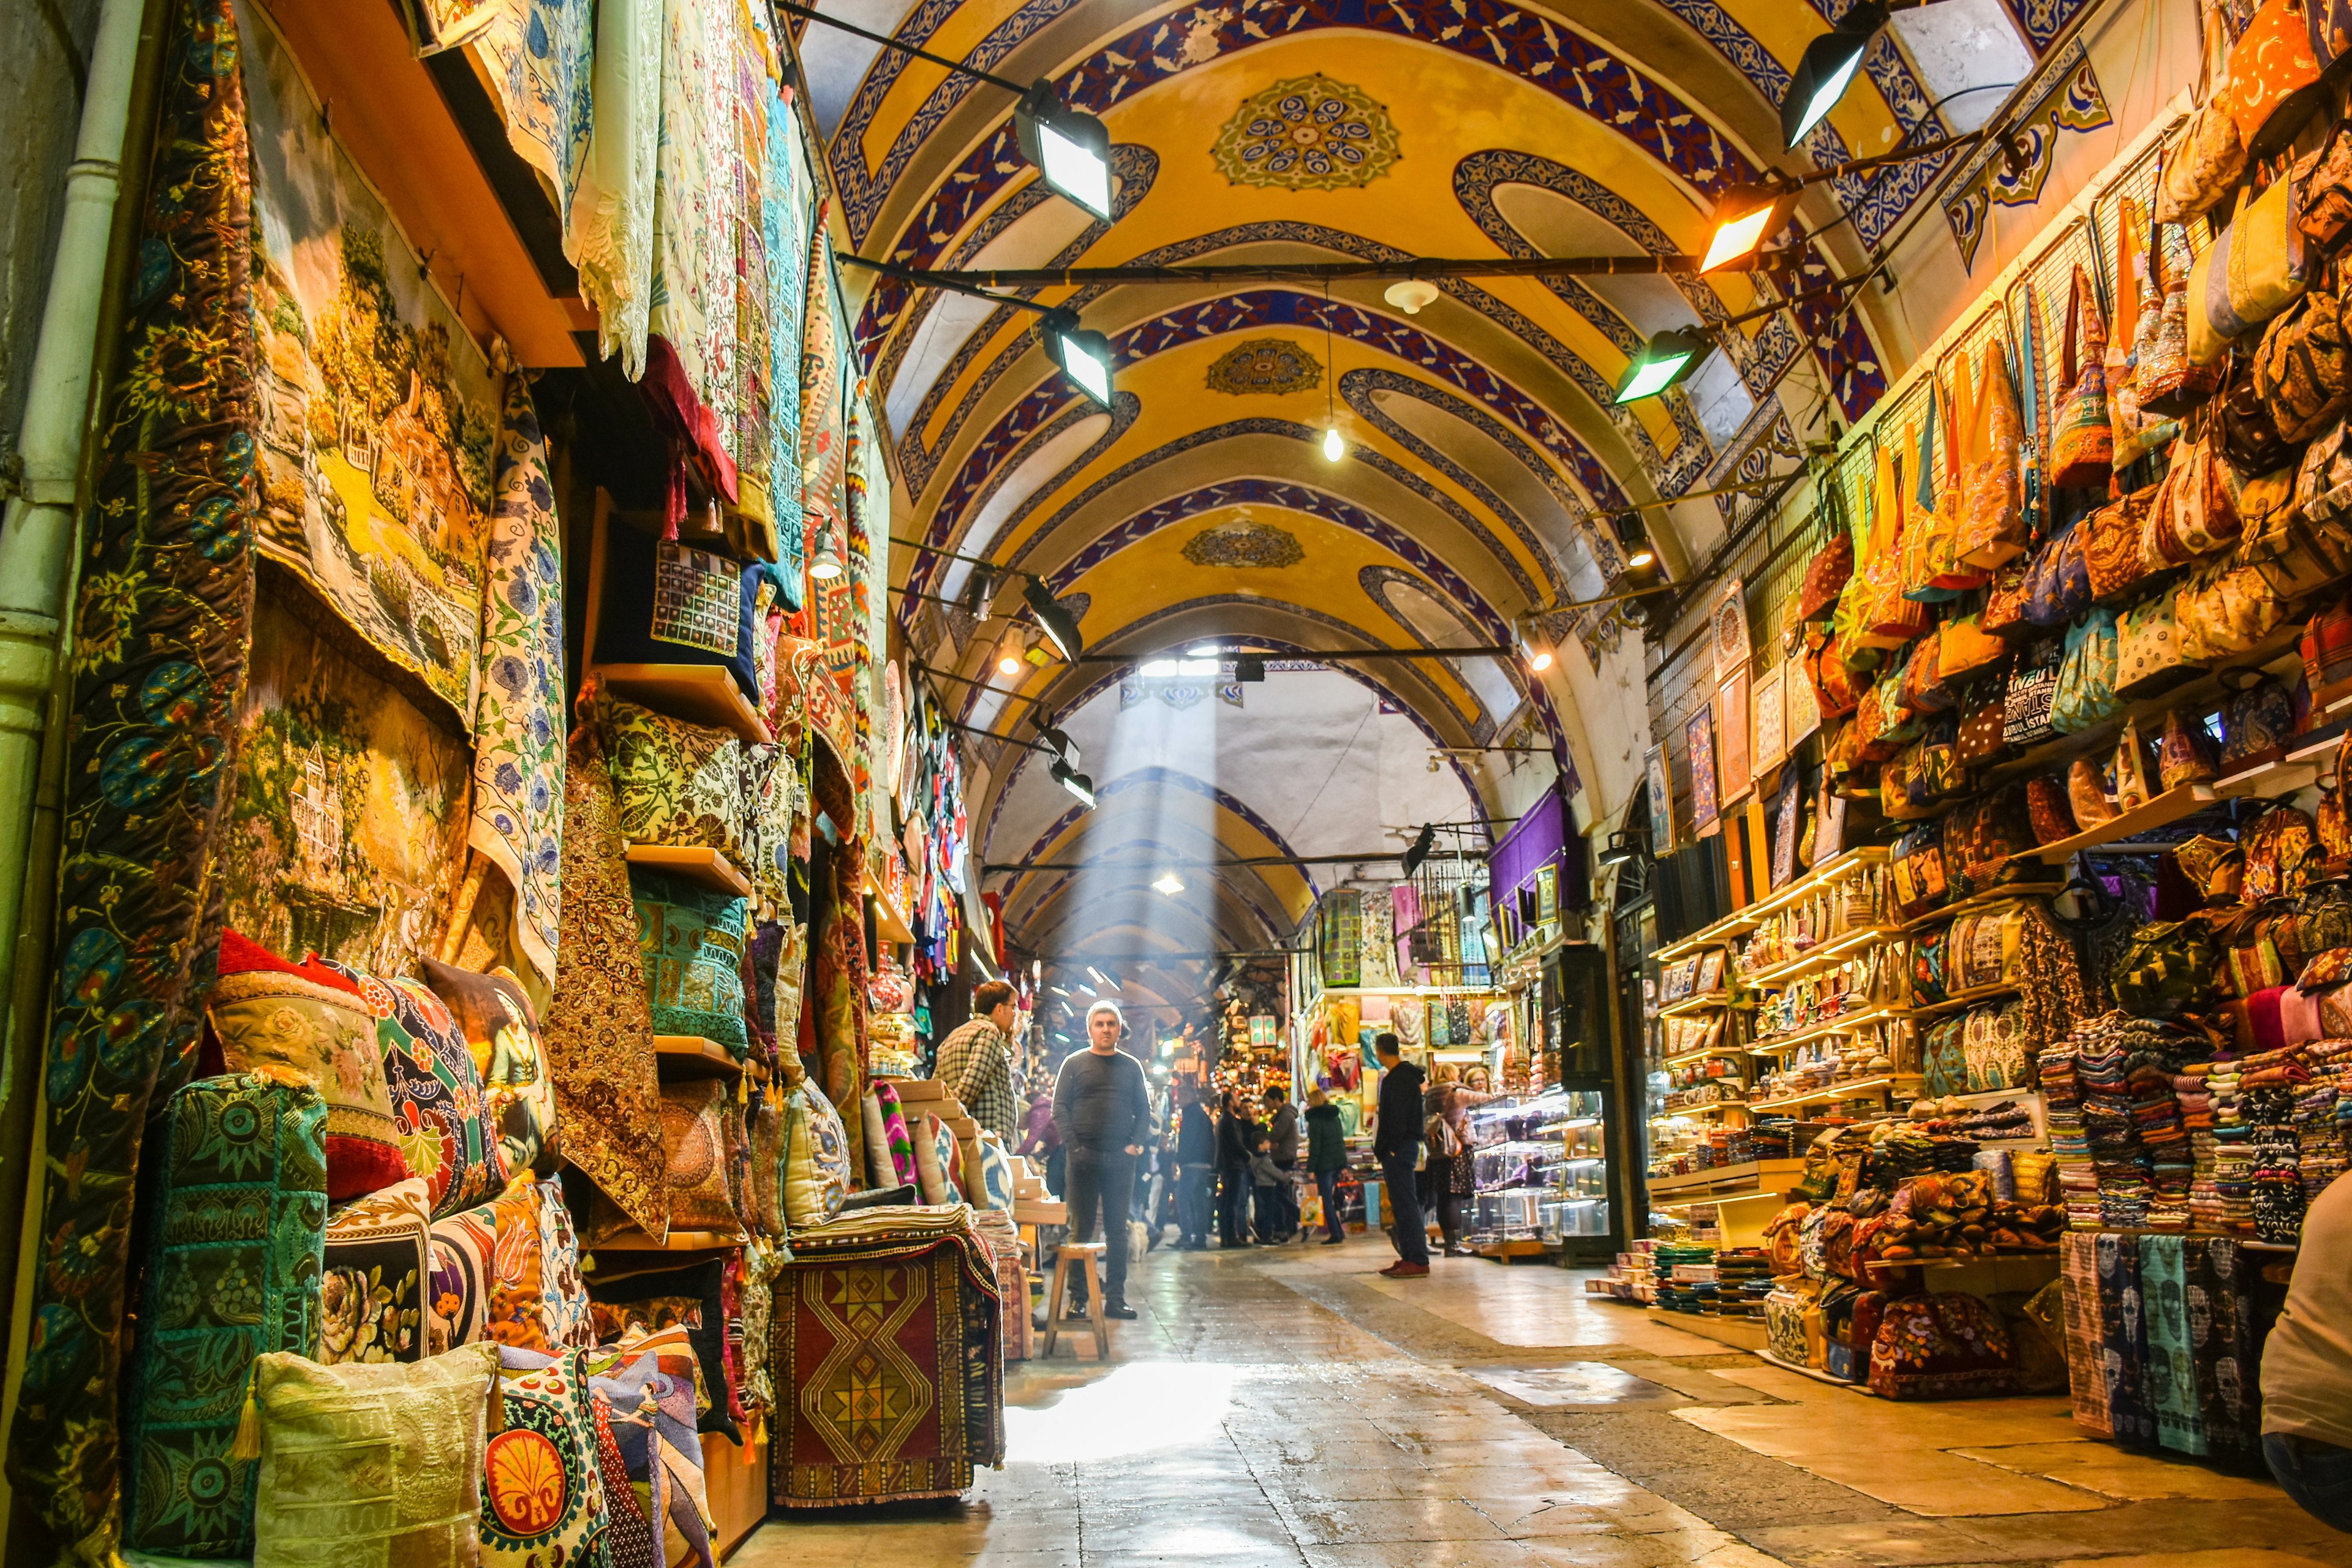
729 1234 2352 1568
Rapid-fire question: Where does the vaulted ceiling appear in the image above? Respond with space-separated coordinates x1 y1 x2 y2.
794 0 2045 1013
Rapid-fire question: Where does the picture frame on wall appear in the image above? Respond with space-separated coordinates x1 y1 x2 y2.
1783 646 1822 748
1686 705 1719 838
1752 662 1787 774
1709 578 1749 684
1715 668 1752 806
1770 767 1803 890
1645 742 1676 856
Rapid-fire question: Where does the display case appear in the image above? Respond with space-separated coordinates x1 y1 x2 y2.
1463 1085 1616 1251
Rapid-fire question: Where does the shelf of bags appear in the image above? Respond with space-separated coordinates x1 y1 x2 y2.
2010 783 2217 865
1749 1074 1920 1112
1910 984 2021 1019
625 843 754 897
1747 1005 1915 1055
1743 925 1900 989
1894 882 2067 935
593 1228 748 1251
595 663 772 745
654 1036 742 1077
1658 990 1734 1018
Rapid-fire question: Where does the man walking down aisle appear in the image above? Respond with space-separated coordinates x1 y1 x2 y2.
1371 1033 1430 1278
1304 1087 1347 1244
1052 1000 1153 1319
1174 1082 1218 1249
1262 1086 1300 1241
934 979 1021 1145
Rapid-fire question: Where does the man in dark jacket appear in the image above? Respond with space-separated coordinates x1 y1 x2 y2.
1052 1000 1153 1317
1216 1091 1257 1246
1261 1087 1300 1240
1303 1087 1348 1244
1172 1082 1218 1249
1370 1033 1430 1276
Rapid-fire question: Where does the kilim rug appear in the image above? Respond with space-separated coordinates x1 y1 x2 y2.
768 1207 1002 1506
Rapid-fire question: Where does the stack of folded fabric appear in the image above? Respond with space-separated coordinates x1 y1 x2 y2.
2041 1039 2099 1229
1957 1099 2036 1142
2299 1038 2352 1200
2245 1084 2307 1243
2128 1058 2191 1232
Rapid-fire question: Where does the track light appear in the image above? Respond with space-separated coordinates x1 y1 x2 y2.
1052 756 1097 807
1597 829 1648 869
1033 709 1079 765
1700 184 1796 274
1517 619 1553 674
1040 307 1114 407
1015 82 1115 222
963 564 1000 619
1783 1 1888 149
1400 822 1436 878
1022 573 1084 660
1615 328 1714 403
1614 514 1659 571
997 646 1023 676
809 537 843 580
1322 426 1345 462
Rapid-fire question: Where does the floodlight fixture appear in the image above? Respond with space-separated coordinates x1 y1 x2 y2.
1016 81 1115 222
1615 328 1716 403
1700 184 1797 274
1052 756 1097 807
1022 572 1085 660
1040 307 1115 408
1783 2 1889 149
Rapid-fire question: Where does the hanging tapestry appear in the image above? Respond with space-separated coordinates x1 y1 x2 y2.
567 0 660 374
475 0 595 221
768 1210 1004 1506
799 217 846 601
14 6 261 1549
396 0 501 50
244 0 499 718
854 393 892 854
2136 1235 2207 1457
469 376 567 986
729 25 778 552
218 595 470 975
540 726 672 1239
2184 1237 2266 1465
1319 890 1362 988
763 79 809 604
649 0 739 450
123 1073 330 1558
814 846 871 1183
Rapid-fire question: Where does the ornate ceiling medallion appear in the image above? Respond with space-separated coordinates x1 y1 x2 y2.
1182 514 1305 568
1212 75 1399 190
1205 337 1322 396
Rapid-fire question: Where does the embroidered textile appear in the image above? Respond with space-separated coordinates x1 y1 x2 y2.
484 1347 612 1568
568 0 661 376
321 1177 432 1365
124 1074 330 1558
763 85 809 602
470 376 568 987
592 1392 660 1568
477 0 594 218
586 1262 739 1441
15 9 265 1528
660 1081 750 1238
421 958 560 1180
246 0 497 717
538 727 670 1239
598 695 749 864
649 0 738 443
319 959 506 1218
632 869 752 1053
815 849 871 1182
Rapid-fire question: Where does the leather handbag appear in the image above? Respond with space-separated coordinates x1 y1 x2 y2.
2318 732 2352 867
2159 707 2223 788
2117 591 2192 697
2242 505 2350 597
2140 223 2230 415
2178 560 2288 656
2229 0 2324 153
2296 120 2352 251
2168 434 2244 556
2218 350 2299 473
1961 337 2028 567
2048 265 2115 489
2023 518 2092 626
2254 274 2352 441
2160 0 2250 224
2112 197 2184 469
2188 174 2312 366
2049 608 2124 734
2068 756 2119 829
2295 413 2352 528
2084 486 2155 601
2302 590 2352 689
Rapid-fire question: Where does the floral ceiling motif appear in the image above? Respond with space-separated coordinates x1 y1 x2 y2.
1212 74 1400 190
1182 515 1306 568
1204 337 1324 396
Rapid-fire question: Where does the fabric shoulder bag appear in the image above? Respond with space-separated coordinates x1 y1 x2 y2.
1962 335 2029 567
2048 265 2115 489
2140 221 2228 415
2112 197 2185 469
2049 609 2123 734
2189 172 2312 366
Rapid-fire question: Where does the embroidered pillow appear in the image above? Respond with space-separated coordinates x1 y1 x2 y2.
124 1072 330 1558
428 1178 584 1354
873 1080 918 1187
484 1347 611 1568
319 959 507 1218
585 1262 738 1441
935 1120 967 1204
630 870 751 1054
598 695 748 864
588 1391 659 1568
251 1341 500 1568
420 959 558 1178
586 1330 714 1568
659 1080 746 1238
321 1177 431 1365
781 1080 851 1226
209 930 405 1200
744 1092 784 1238
976 1131 1015 1211
910 1113 949 1205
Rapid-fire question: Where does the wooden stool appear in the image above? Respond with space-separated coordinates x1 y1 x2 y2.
1040 1241 1110 1360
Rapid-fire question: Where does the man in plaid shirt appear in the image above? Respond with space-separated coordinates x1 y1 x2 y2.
935 979 1020 1145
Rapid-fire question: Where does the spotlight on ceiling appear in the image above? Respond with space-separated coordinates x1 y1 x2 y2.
1014 82 1115 221
997 641 1024 676
1614 514 1659 571
1051 756 1097 808
1033 709 1079 766
1322 426 1345 462
1616 328 1714 404
1597 828 1649 869
1039 307 1115 407
1700 184 1796 274
1384 278 1439 315
963 565 1000 620
1782 1 1888 149
1153 873 1186 895
1235 654 1265 682
808 537 844 581
1400 822 1436 879
1517 619 1554 674
1022 573 1084 661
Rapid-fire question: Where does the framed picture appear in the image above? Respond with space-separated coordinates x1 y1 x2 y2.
1710 578 1750 684
1715 668 1752 806
1753 662 1787 774
1645 742 1676 856
1815 772 1849 862
1686 705 1719 838
1784 649 1822 748
1771 767 1803 890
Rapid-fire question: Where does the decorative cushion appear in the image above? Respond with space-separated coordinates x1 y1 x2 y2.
589 1390 660 1568
745 1093 784 1238
420 959 558 1178
124 1072 330 1558
586 1329 714 1568
873 1080 918 1188
1868 1291 2019 1399
592 525 760 703
484 1347 611 1568
428 1178 586 1354
251 1341 501 1567
586 1261 739 1441
598 696 748 864
660 1080 747 1237
976 1131 1014 1212
209 930 405 1200
321 1177 432 1366
631 869 751 1054
781 1080 851 1227
859 1090 893 1188
319 959 507 1218
910 1111 950 1205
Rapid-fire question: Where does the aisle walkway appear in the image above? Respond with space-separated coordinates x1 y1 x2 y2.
733 1237 2352 1568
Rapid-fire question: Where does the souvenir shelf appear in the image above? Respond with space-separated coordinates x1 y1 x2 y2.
2010 783 2217 865
625 843 753 897
1742 923 1898 990
1747 1003 1917 1056
653 1035 743 1078
1896 881 2067 935
1658 991 1732 1019
595 662 772 744
1749 1074 1921 1113
1912 983 2020 1019
1652 1099 1749 1121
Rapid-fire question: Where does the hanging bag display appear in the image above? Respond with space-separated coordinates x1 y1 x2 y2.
2172 432 2245 556
2295 119 2352 251
2004 632 2067 747
2117 591 2191 697
1904 379 1986 599
2159 707 2223 788
2023 516 2092 626
2049 608 2124 733
1861 437 1932 646
2084 481 2157 601
2228 0 2324 154
1962 336 2029 567
2253 263 2352 441
2141 222 2229 415
2112 197 2185 470
1800 521 1856 622
2188 172 2313 367
2158 0 2250 224
2049 266 2116 489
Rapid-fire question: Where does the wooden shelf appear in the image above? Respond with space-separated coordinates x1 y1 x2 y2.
1653 846 1890 962
1662 1044 1744 1069
2011 783 2216 865
1747 1003 1914 1055
597 663 772 744
654 1036 742 1077
627 843 753 897
592 1228 747 1251
1743 924 1899 989
1648 1157 1801 1197
1911 984 2019 1018
1751 1074 1918 1112
1894 881 2066 934
1653 1099 1750 1121
1659 991 1732 1018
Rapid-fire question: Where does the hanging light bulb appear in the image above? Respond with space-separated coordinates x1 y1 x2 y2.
1322 426 1345 462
